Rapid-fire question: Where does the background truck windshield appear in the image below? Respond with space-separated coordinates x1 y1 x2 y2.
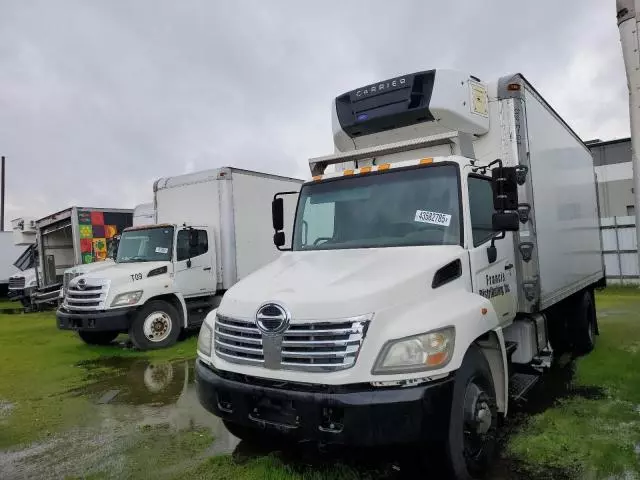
116 226 174 263
293 164 461 250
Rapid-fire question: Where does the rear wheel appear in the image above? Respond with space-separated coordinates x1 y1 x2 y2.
445 345 498 479
78 330 118 345
129 300 181 350
571 290 596 356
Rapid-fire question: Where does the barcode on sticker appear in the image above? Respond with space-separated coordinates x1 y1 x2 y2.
414 210 451 226
155 247 169 254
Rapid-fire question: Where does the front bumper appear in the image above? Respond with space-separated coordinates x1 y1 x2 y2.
56 307 135 332
195 359 454 446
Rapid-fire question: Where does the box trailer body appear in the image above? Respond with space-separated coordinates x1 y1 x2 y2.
133 203 156 226
194 69 604 479
57 167 302 350
33 207 134 306
154 168 300 290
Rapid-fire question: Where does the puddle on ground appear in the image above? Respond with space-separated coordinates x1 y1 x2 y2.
0 354 614 480
0 358 239 480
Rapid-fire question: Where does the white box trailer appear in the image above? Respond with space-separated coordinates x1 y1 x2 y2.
194 70 604 479
57 167 302 350
31 207 134 307
154 168 300 290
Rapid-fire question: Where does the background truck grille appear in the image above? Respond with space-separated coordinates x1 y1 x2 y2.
214 314 369 372
65 283 107 311
9 277 25 289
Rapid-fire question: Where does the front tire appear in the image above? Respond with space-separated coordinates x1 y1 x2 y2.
129 300 181 350
445 345 498 480
78 330 119 345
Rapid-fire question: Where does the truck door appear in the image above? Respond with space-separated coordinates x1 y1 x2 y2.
466 174 518 323
173 227 216 298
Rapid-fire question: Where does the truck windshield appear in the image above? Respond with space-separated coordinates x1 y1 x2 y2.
116 226 174 263
293 164 461 250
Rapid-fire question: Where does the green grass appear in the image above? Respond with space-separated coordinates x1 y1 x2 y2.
507 290 640 478
173 455 370 480
0 311 196 448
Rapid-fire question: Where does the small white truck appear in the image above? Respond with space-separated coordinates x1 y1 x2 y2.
195 70 605 479
57 168 302 350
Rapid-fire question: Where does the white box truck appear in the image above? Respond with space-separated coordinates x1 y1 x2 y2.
8 217 37 307
194 70 605 479
57 168 302 350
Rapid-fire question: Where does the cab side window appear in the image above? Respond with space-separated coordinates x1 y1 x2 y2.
176 229 208 261
468 176 495 246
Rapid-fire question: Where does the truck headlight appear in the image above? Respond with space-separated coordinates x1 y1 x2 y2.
111 291 143 307
372 327 455 374
197 322 213 357
29 280 37 287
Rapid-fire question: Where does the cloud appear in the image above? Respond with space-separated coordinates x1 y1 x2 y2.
0 0 630 227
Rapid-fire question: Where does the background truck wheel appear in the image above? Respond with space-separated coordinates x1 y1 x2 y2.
570 290 596 356
445 345 498 480
129 300 181 350
78 331 118 345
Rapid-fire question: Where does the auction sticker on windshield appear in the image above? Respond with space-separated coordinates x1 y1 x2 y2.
414 210 451 226
155 247 169 254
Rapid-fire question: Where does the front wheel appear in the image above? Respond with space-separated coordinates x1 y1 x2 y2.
129 300 181 350
78 330 119 345
445 345 498 479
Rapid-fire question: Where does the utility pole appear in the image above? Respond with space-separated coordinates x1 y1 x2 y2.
617 0 640 277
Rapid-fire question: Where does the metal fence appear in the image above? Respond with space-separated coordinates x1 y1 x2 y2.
600 216 640 284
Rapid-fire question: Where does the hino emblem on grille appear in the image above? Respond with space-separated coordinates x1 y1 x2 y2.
255 303 290 335
255 302 290 370
76 278 86 290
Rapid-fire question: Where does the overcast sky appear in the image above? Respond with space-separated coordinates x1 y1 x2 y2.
0 0 629 227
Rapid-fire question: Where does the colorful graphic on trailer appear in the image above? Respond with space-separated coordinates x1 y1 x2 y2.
78 210 133 264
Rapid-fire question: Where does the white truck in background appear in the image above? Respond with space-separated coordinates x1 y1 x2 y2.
60 203 156 301
57 168 302 350
195 69 604 479
8 218 38 308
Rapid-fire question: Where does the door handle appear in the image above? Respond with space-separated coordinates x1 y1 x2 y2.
203 267 212 271
505 263 514 271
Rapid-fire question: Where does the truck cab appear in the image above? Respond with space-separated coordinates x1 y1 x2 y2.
195 69 603 479
57 223 217 349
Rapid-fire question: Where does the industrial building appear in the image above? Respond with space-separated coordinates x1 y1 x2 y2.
587 137 633 217
587 137 638 283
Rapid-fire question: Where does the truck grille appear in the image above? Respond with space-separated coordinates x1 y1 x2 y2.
9 277 25 289
214 314 369 372
64 281 109 311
